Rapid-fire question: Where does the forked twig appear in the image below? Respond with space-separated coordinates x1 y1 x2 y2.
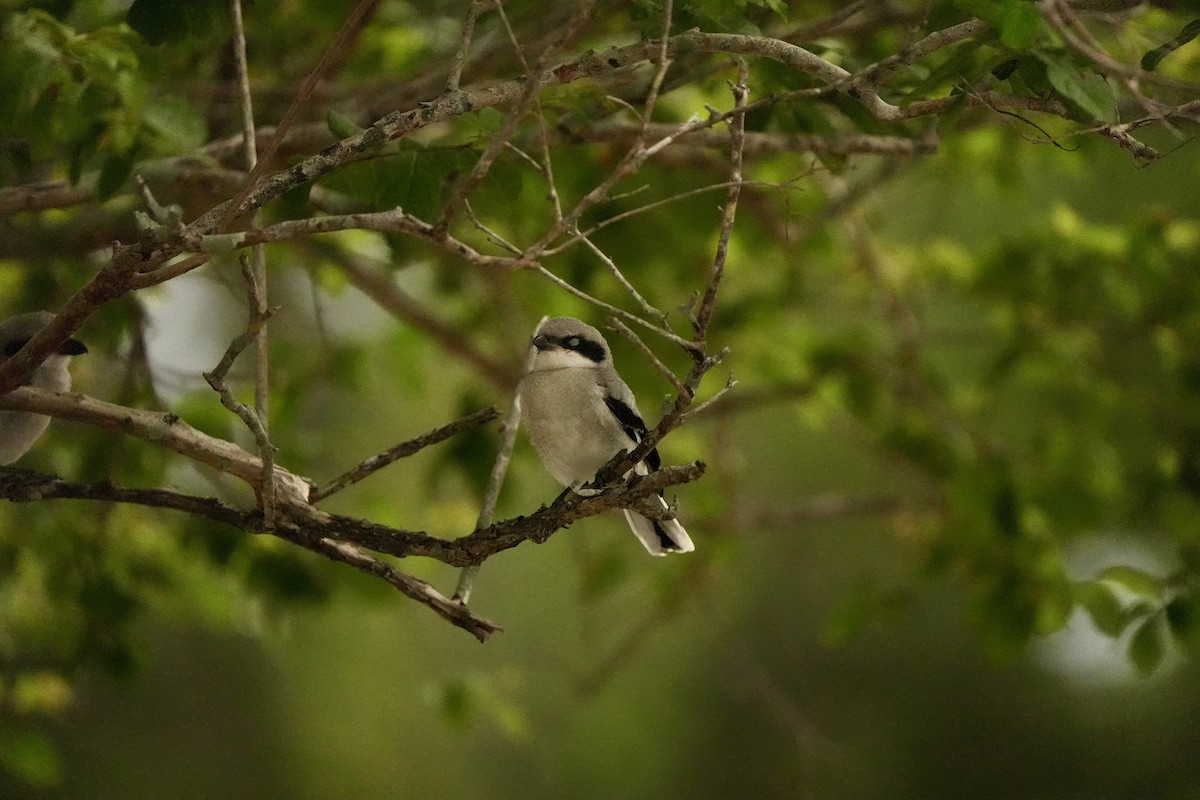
202 257 280 526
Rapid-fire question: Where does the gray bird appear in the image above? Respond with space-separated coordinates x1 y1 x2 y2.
0 311 87 465
519 317 694 556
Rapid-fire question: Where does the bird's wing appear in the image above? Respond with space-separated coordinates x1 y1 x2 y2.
603 393 662 472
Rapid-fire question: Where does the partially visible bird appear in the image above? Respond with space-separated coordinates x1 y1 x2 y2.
519 316 694 556
0 311 87 465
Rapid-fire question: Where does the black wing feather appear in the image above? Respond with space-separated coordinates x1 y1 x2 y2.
603 395 662 471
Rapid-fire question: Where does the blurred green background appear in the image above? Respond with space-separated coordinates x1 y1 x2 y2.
3 0 1200 797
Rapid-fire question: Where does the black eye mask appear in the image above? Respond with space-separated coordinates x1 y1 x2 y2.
561 335 606 363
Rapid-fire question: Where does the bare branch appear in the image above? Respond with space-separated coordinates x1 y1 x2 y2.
0 181 94 217
446 0 488 92
327 246 517 389
203 258 279 526
230 0 274 450
693 64 748 339
228 0 277 528
533 266 696 351
0 387 311 503
0 469 258 526
311 407 500 503
641 0 675 132
607 317 686 395
217 0 382 232
579 234 665 322
186 209 535 270
0 469 502 640
452 321 545 604
311 538 502 640
588 65 749 486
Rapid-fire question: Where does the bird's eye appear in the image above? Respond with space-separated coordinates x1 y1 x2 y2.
565 336 581 348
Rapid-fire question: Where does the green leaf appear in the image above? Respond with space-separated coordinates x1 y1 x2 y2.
1128 613 1166 676
142 95 207 151
1074 580 1126 637
1097 565 1163 599
317 150 465 217
1044 59 1117 123
127 0 224 44
0 728 62 788
96 150 137 200
127 0 189 45
955 0 1043 49
996 0 1044 49
67 123 105 185
327 109 365 139
422 674 528 739
1165 594 1200 652
1141 18 1200 72
823 583 909 648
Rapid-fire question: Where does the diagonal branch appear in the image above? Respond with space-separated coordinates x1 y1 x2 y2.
589 63 749 488
0 387 311 504
452 318 545 604
217 0 382 232
0 469 501 640
310 538 502 640
311 406 500 503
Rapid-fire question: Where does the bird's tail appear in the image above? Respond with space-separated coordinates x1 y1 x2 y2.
623 494 695 556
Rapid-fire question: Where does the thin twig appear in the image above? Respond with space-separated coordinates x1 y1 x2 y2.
202 257 280 526
311 407 500 503
187 208 535 271
534 266 696 351
640 0 675 133
693 63 747 339
453 317 546 604
231 0 275 521
679 370 737 422
463 199 525 256
607 317 686 394
326 244 516 388
446 0 487 92
131 253 213 289
588 63 749 487
217 0 382 232
579 234 665 322
541 179 782 257
312 538 502 640
565 123 940 158
433 0 598 237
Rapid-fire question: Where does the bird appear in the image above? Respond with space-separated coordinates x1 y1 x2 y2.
0 311 87 465
519 316 694 556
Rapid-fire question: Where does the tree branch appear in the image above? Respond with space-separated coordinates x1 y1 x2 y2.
0 469 502 640
311 406 500 503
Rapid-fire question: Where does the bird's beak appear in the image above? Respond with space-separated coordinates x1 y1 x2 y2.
531 333 554 351
59 338 87 356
